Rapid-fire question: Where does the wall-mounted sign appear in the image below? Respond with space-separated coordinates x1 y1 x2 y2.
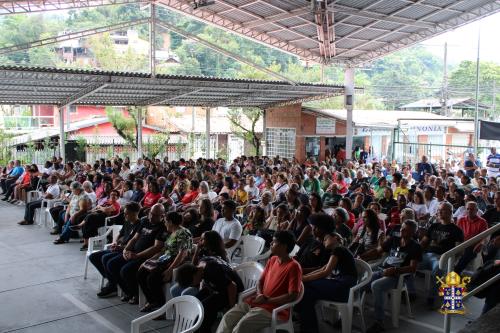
316 117 335 135
405 125 445 135
355 127 392 136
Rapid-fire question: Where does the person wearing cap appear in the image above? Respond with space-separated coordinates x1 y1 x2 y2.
296 232 357 333
211 200 242 249
295 213 334 273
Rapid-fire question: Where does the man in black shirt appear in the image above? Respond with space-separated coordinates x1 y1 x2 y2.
296 213 334 273
91 202 142 298
419 202 464 306
362 220 422 333
105 203 167 303
481 191 500 227
174 256 245 333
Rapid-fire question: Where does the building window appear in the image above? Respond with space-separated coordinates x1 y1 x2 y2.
266 128 296 159
69 105 77 113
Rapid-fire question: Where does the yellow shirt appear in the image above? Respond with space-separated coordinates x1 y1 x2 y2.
393 187 409 199
236 188 248 204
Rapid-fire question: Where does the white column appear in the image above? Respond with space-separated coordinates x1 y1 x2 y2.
262 109 267 156
344 67 355 160
137 108 143 158
206 107 211 159
59 107 65 161
66 104 71 131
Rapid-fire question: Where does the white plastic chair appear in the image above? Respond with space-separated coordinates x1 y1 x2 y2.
238 283 304 333
138 267 179 310
226 238 242 263
35 198 61 227
389 273 413 328
290 244 300 257
98 212 121 236
235 261 264 291
240 235 269 262
131 295 204 333
84 225 122 280
27 190 42 203
317 259 373 333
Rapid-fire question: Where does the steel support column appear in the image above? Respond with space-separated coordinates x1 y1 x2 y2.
206 107 210 159
137 108 143 159
344 67 355 160
59 106 65 161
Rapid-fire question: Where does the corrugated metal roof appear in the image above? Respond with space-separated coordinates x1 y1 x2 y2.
0 65 350 108
156 0 500 65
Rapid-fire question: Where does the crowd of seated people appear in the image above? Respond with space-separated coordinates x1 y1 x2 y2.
4 149 500 333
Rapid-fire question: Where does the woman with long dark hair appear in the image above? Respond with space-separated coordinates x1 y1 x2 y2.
349 208 384 257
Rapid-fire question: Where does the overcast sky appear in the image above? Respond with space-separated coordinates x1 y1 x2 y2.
421 12 500 65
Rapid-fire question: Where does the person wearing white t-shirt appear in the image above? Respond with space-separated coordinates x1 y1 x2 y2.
131 158 144 174
424 186 439 218
18 175 60 225
211 200 242 249
83 181 97 208
244 176 260 202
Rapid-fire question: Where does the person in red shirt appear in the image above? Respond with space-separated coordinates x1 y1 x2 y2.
216 230 302 333
141 181 162 209
180 180 200 206
455 201 489 273
77 190 121 251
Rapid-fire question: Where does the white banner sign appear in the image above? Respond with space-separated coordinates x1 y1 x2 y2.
355 127 392 136
316 117 335 135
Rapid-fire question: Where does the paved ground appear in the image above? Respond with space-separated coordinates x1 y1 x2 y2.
0 200 487 333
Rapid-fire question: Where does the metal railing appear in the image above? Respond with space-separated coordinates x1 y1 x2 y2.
438 223 500 333
2 115 55 130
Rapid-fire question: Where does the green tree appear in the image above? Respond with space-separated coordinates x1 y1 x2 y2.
106 106 146 148
145 132 170 159
449 60 500 118
227 107 262 156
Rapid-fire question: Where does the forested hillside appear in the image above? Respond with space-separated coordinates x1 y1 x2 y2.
0 3 498 115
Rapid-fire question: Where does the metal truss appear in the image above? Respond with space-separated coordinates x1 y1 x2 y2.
0 0 145 15
349 0 500 66
59 82 109 107
156 0 323 63
155 20 298 85
137 88 201 106
0 18 150 55
314 0 335 60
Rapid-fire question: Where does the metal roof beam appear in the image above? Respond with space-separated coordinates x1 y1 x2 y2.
157 0 323 63
350 0 500 65
243 6 310 29
0 0 148 15
155 20 298 85
0 18 149 55
137 88 201 106
59 82 109 107
331 0 428 49
331 4 436 29
336 0 469 57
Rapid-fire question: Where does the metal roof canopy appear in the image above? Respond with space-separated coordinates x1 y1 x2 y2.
1 1 499 66
0 65 350 108
156 0 500 65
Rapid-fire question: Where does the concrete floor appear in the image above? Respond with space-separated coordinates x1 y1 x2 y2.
0 201 486 333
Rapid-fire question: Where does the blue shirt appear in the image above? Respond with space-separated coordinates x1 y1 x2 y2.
9 166 23 178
